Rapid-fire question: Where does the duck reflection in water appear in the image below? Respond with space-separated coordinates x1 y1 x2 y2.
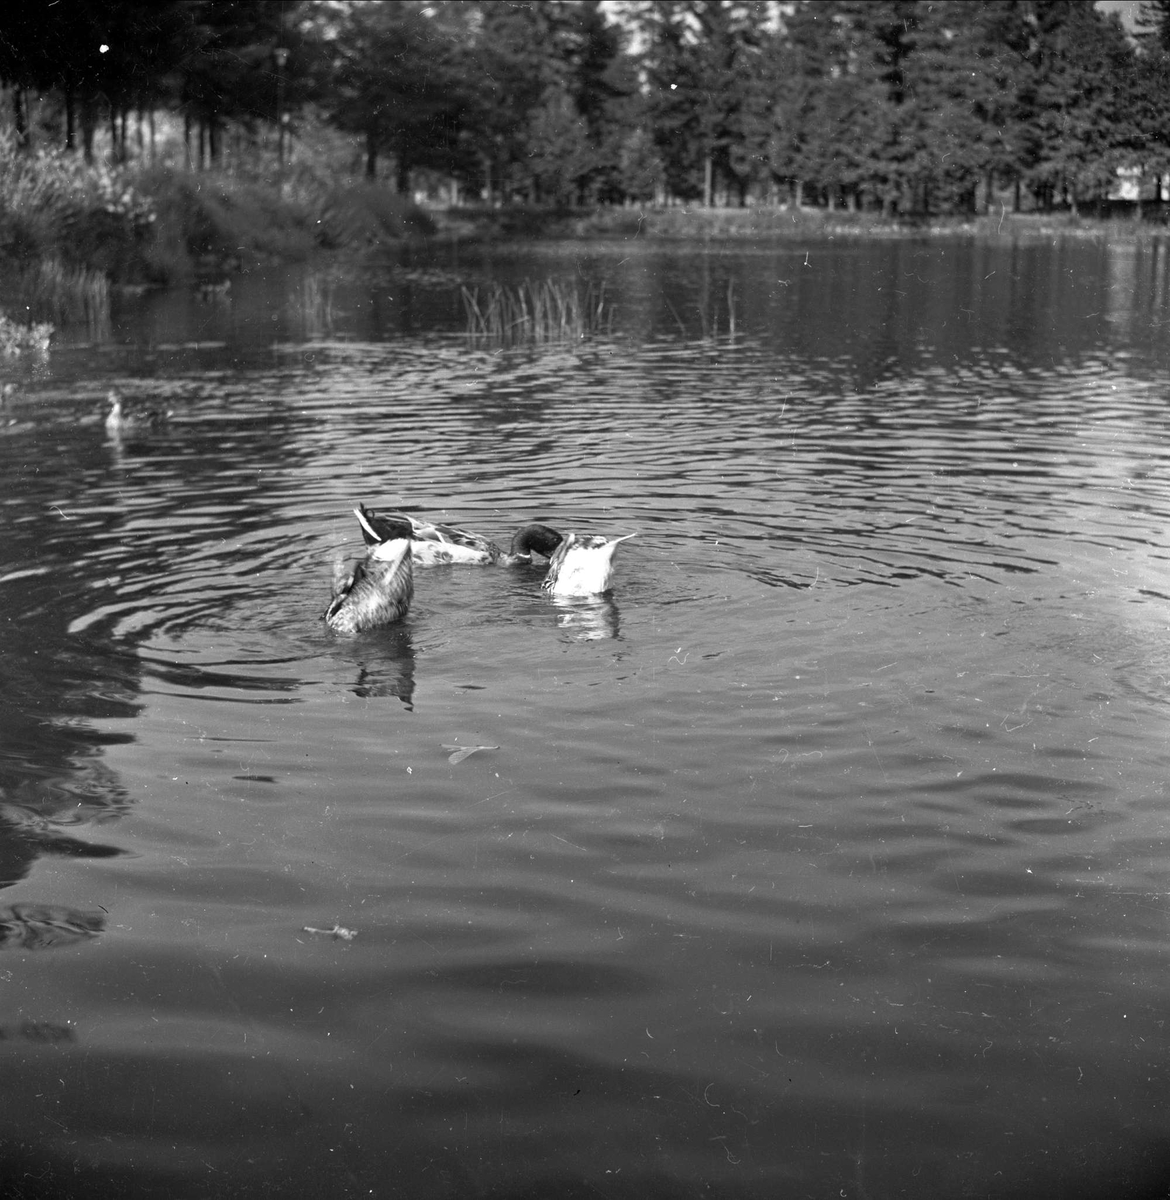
347 625 417 709
551 594 622 641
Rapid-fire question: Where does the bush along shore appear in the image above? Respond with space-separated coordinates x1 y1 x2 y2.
0 138 435 333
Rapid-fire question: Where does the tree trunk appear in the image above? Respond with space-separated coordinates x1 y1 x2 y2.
13 88 28 152
395 152 411 197
65 92 75 151
81 98 95 164
703 153 713 207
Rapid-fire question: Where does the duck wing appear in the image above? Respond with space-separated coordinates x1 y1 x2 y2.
325 538 414 632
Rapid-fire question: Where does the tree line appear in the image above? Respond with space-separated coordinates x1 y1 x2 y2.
1 0 1169 216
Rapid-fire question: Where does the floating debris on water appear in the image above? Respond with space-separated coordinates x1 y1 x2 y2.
443 744 499 764
303 924 357 941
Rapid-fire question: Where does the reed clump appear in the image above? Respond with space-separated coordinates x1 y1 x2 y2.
462 277 613 346
286 267 338 339
15 258 110 332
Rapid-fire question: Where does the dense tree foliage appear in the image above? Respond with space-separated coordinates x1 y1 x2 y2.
1 0 1169 214
312 0 469 187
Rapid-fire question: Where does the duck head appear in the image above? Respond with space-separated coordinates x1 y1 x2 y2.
507 524 564 561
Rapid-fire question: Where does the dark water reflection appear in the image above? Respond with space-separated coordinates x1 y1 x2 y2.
2 237 1170 1197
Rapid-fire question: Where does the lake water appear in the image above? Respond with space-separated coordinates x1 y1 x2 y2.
2 234 1170 1199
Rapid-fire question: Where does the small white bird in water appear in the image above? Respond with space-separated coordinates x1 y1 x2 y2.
543 532 636 597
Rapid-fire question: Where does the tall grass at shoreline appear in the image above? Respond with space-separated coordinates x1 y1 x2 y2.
462 278 613 346
16 259 110 333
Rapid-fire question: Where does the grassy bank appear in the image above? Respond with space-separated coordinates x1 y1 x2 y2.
433 203 1170 243
0 141 435 327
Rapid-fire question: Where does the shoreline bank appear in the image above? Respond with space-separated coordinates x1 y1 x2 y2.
4 157 1167 335
430 203 1170 244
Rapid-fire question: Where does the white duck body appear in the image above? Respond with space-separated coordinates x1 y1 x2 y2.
542 533 636 597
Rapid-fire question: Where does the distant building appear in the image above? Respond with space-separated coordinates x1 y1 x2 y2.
1110 166 1142 201
1108 166 1170 202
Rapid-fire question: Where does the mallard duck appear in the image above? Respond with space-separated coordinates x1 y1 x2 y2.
324 512 414 633
104 390 166 436
354 504 563 567
543 532 636 597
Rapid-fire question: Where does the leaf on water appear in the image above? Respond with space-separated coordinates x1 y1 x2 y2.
442 744 499 764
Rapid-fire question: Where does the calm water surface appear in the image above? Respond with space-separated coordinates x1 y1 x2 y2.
2 237 1170 1199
